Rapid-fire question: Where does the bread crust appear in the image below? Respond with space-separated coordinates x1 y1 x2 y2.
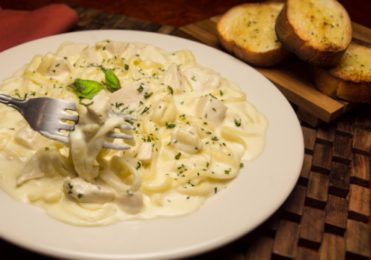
275 1 352 69
216 3 289 67
313 66 371 103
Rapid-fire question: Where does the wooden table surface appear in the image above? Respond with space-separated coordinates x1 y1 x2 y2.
0 1 371 260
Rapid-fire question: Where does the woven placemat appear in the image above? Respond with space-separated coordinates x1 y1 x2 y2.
1 4 370 260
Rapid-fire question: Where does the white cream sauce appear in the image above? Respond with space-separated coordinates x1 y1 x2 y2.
0 41 268 226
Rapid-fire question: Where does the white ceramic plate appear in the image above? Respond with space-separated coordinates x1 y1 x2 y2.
0 30 303 260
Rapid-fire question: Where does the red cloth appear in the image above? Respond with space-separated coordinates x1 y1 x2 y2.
0 4 78 52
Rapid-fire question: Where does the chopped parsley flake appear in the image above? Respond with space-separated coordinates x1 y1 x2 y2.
167 86 173 95
136 162 141 170
235 119 241 127
175 152 182 160
141 106 150 115
166 122 176 129
137 86 144 93
78 193 83 199
240 163 244 168
211 136 218 141
144 92 153 99
214 187 218 194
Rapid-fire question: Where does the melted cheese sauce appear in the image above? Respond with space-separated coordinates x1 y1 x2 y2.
0 41 268 226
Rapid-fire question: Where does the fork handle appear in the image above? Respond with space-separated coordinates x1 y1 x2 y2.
0 92 26 113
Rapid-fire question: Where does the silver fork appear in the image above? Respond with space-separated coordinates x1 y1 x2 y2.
0 93 137 150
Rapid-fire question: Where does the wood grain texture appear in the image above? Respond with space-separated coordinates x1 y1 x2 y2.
299 207 325 249
352 128 371 156
348 185 370 222
299 154 313 186
332 135 353 165
294 247 319 260
351 154 370 187
256 67 344 124
302 126 317 155
317 121 337 146
325 195 348 236
282 185 307 223
312 144 333 175
261 210 281 237
245 235 274 260
318 233 346 260
306 171 329 209
345 219 371 260
336 113 355 137
328 162 350 198
296 107 324 127
273 220 300 259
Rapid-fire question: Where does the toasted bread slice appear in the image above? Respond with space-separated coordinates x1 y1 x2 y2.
275 0 352 68
313 42 371 103
217 3 289 67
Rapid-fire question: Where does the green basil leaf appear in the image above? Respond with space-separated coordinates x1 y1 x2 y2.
103 69 121 93
68 79 103 99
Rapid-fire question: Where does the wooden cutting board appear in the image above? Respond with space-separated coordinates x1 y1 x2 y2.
177 2 371 127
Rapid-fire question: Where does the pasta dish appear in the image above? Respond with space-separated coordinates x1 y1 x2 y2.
0 40 268 226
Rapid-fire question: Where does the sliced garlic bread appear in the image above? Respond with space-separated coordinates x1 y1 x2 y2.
217 3 289 67
275 0 352 68
313 42 371 103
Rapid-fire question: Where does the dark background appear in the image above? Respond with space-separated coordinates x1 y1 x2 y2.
0 0 370 28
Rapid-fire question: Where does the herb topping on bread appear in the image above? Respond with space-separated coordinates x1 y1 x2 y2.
275 0 352 68
313 42 371 103
217 3 289 67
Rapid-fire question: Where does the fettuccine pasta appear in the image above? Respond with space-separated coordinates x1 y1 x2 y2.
0 40 268 226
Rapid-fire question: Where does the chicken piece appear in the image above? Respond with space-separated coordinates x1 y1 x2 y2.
14 125 49 150
160 63 184 94
105 42 127 56
196 96 227 126
83 47 103 64
115 191 144 214
171 126 203 154
63 177 115 204
56 43 89 57
87 90 110 124
109 79 150 111
45 56 72 78
122 43 139 60
183 66 220 93
17 150 44 185
136 142 152 164
141 45 168 64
